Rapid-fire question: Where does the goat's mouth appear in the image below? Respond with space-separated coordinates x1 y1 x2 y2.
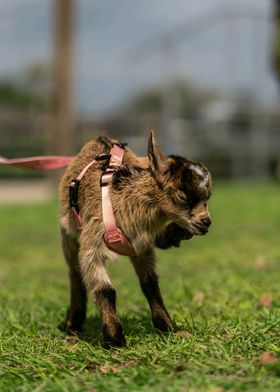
171 214 210 235
188 222 209 236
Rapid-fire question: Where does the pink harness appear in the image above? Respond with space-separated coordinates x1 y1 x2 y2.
69 144 136 256
0 145 136 257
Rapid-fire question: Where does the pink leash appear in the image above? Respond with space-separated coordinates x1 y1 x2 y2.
0 155 74 170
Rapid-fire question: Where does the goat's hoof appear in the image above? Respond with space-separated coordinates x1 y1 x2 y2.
63 308 86 333
59 319 83 334
103 322 126 348
152 315 174 333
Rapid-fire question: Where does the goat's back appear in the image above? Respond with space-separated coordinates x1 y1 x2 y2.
59 136 149 236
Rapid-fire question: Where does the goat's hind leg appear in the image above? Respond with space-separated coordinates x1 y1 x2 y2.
130 249 174 332
61 228 87 332
95 283 126 347
80 249 126 347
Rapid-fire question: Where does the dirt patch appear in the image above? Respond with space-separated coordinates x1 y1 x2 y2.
0 180 55 203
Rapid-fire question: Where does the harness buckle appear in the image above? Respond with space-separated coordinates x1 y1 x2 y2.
106 230 122 244
95 153 111 162
116 142 127 149
69 178 80 211
100 170 114 187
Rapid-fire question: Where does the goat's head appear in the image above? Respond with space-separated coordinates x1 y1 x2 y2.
148 131 212 235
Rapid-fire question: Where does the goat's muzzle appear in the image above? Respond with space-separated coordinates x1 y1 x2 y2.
189 216 211 235
201 217 211 228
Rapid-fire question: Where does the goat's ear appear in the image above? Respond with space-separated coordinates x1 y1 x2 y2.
148 130 167 174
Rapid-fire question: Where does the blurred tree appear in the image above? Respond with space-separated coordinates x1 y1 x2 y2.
25 62 52 106
128 79 219 119
0 80 43 110
0 62 51 110
229 91 255 134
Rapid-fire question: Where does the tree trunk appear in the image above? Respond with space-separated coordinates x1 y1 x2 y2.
273 0 280 86
53 0 74 156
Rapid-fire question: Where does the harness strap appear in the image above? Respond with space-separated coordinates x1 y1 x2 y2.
69 159 98 229
0 155 74 170
70 144 136 257
69 154 111 229
101 145 136 256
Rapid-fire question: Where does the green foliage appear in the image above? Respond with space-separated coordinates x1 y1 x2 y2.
0 62 51 110
0 81 45 110
129 79 219 118
0 182 280 391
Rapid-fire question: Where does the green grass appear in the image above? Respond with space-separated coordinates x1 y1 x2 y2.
0 181 280 391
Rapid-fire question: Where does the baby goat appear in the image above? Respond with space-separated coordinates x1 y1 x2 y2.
59 131 212 346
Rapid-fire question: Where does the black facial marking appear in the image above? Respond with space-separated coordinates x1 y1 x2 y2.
167 155 211 204
167 156 191 180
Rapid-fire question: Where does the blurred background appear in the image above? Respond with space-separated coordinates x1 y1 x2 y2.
0 0 279 201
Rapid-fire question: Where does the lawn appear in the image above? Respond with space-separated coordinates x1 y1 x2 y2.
0 182 280 392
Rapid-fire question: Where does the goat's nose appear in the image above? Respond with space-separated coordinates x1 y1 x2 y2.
201 218 211 228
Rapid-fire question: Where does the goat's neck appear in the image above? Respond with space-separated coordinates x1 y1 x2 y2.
111 167 166 243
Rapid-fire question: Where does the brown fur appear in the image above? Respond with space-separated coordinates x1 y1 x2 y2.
59 131 212 346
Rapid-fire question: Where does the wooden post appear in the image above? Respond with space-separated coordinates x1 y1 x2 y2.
273 0 280 86
53 0 74 156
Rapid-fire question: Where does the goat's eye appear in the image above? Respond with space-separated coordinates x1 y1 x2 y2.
175 190 188 204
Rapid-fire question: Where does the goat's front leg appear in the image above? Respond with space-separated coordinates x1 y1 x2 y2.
79 248 126 347
155 222 193 249
130 249 174 332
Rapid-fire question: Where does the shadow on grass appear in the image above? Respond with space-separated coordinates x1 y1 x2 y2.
58 311 158 347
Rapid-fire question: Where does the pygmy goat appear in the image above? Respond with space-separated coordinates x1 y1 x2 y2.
59 131 212 347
